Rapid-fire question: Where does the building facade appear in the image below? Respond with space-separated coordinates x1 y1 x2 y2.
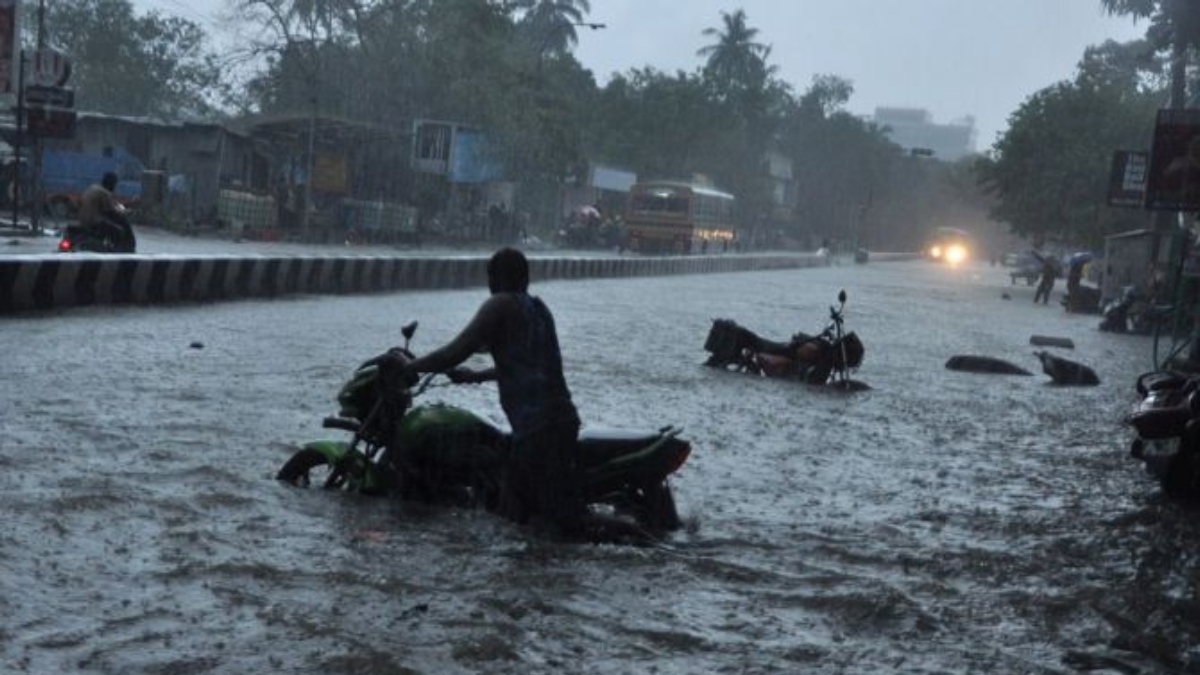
872 107 977 161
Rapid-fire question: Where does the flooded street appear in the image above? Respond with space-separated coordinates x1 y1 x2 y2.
3 257 1198 674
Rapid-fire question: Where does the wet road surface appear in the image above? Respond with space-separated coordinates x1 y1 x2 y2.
2 256 1197 674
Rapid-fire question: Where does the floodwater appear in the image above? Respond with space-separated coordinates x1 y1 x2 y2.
2 254 1198 674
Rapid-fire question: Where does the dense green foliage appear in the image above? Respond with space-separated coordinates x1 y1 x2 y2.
26 0 1188 251
34 0 227 120
975 40 1165 247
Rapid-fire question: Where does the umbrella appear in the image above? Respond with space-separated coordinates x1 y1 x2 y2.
1068 251 1094 266
574 205 601 219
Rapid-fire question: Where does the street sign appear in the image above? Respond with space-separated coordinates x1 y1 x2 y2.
26 106 75 139
32 48 70 87
24 85 73 108
1107 150 1148 208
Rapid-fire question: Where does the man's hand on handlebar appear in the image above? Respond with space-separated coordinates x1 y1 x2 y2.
447 367 482 384
447 366 497 384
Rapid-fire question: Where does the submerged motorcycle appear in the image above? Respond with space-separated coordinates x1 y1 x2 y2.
1125 370 1200 498
276 322 692 537
702 289 868 390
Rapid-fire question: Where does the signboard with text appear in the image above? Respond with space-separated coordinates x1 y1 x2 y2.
25 85 73 108
26 106 76 139
1107 150 1148 208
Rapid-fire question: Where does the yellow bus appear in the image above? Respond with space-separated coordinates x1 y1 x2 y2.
625 180 736 254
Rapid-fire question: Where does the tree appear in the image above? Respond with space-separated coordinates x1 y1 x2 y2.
40 0 227 119
696 8 773 102
976 42 1163 247
777 77 907 248
1100 0 1200 105
587 67 723 180
798 74 853 119
693 9 787 237
515 0 594 57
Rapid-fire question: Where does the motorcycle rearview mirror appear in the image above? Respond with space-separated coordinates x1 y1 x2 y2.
838 289 847 305
401 321 418 349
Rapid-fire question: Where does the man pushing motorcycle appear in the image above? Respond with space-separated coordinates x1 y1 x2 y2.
397 247 644 543
79 171 136 252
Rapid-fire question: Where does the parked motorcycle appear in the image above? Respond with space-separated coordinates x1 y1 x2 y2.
702 289 868 390
1125 370 1200 498
276 322 692 537
1099 285 1171 335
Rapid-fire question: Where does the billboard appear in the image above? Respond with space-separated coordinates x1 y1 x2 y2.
1107 150 1148 208
1145 108 1200 211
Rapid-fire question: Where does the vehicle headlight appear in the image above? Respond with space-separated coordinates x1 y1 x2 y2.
930 245 943 259
945 244 968 264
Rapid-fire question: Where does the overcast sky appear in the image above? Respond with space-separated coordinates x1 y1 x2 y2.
571 1 1147 151
137 0 1147 152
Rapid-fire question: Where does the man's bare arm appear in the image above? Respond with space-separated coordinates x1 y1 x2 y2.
405 295 507 375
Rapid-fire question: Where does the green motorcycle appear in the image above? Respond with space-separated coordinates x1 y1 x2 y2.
276 322 692 535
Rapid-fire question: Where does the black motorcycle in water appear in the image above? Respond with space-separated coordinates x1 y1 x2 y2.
702 290 868 390
1126 370 1200 498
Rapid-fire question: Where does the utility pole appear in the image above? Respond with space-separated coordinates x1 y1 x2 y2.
302 95 315 242
29 0 44 235
298 39 320 243
10 47 21 229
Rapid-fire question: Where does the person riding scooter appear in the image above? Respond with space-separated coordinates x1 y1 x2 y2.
78 172 136 252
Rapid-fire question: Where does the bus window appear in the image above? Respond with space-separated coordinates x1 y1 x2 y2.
631 187 688 215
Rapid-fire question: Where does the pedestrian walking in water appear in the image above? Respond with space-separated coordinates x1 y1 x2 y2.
1033 253 1058 305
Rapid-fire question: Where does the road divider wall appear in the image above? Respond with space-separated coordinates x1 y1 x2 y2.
0 252 861 314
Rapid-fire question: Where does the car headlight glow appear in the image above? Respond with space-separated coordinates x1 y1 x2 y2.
945 244 968 264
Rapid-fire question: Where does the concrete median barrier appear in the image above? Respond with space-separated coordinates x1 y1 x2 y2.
0 251 841 314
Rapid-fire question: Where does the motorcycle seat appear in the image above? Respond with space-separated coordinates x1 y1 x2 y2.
579 427 664 449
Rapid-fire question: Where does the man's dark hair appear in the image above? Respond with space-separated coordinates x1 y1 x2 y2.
487 247 529 293
101 172 119 191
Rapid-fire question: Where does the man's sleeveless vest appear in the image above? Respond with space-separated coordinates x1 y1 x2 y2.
494 293 579 438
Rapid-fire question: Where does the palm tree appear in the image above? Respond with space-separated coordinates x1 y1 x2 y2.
517 0 595 56
696 9 772 95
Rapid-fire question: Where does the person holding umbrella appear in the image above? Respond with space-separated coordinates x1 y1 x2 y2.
1032 250 1059 305
1065 251 1093 312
